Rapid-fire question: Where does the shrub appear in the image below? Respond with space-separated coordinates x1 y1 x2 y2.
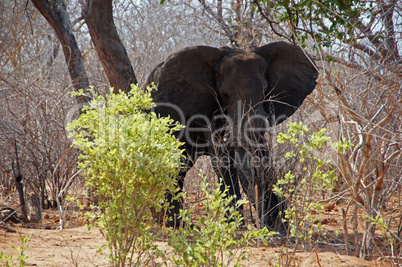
274 121 351 244
168 171 272 266
67 84 184 266
0 233 31 267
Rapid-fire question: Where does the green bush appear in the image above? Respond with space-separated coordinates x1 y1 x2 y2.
274 121 352 244
0 233 30 267
67 84 184 267
168 171 272 267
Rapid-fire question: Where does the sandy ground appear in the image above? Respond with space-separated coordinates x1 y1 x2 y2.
0 221 391 267
1 160 399 266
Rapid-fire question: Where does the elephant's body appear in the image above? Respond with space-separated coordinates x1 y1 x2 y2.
146 42 318 230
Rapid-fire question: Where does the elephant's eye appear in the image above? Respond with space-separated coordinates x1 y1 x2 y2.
221 90 229 98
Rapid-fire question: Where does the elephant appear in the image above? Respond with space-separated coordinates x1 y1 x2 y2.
146 41 318 230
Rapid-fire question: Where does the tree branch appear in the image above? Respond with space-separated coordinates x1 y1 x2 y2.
254 0 292 42
31 0 90 104
83 0 137 92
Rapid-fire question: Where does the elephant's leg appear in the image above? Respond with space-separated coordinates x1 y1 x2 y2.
165 148 194 227
259 167 287 232
165 154 193 227
211 150 246 221
262 188 286 231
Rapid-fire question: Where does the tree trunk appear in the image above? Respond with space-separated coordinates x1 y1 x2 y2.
15 174 29 222
83 0 137 93
29 193 42 223
31 0 90 104
12 140 28 222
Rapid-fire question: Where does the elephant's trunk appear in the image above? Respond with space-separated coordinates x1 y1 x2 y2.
228 100 267 148
227 100 285 229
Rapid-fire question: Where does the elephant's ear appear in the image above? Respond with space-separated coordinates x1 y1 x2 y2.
147 46 232 118
254 42 318 125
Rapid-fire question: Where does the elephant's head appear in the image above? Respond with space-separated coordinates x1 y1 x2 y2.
148 42 317 140
147 42 318 229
